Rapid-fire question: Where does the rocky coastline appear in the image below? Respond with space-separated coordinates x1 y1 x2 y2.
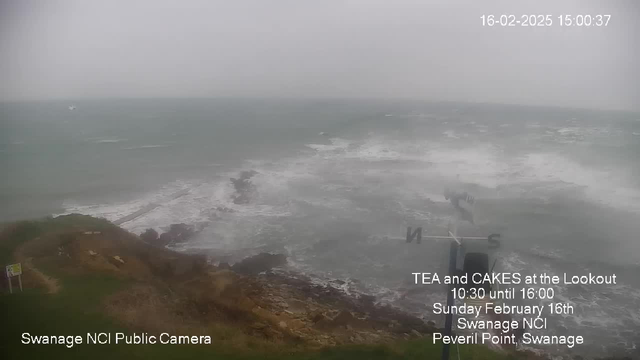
134 220 440 347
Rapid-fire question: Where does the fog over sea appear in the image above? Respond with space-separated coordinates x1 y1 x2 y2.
2 99 640 357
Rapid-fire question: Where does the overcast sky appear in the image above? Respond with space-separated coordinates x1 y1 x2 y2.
1 0 638 111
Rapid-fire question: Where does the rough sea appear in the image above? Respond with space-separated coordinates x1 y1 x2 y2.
2 99 640 358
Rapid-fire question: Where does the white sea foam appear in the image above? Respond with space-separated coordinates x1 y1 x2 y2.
305 137 351 152
528 245 569 261
347 143 406 161
65 128 640 242
443 130 459 139
303 133 640 214
499 251 527 273
515 153 640 212
557 127 581 135
122 144 170 150
61 165 300 236
92 138 128 143
59 180 197 226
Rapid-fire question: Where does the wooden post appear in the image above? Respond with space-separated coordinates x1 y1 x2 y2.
7 275 12 294
18 274 23 292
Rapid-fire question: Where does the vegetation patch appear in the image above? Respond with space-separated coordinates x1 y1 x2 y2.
1 215 538 360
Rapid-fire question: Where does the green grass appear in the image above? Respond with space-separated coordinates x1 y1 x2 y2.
0 214 113 265
2 274 504 360
0 216 512 360
1 274 247 360
1 281 505 360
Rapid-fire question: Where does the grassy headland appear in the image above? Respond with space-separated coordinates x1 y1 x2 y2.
0 214 533 360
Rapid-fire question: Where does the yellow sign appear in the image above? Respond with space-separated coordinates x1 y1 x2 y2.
6 263 22 277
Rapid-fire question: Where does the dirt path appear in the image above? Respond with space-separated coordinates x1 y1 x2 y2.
14 242 61 294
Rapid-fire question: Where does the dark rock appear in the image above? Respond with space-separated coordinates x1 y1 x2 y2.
250 322 268 330
192 255 208 272
173 255 207 276
145 254 207 278
158 223 197 246
240 169 258 179
231 253 287 275
158 233 173 246
230 170 258 204
310 311 328 323
218 262 231 270
140 228 159 243
330 310 371 331
313 317 335 330
332 310 356 326
169 223 195 239
358 294 376 307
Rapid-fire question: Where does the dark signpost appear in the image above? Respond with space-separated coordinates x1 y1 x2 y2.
402 191 501 360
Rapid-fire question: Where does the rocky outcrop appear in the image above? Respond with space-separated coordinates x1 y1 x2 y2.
255 270 439 338
231 253 287 275
314 310 371 331
230 170 258 204
140 228 159 243
158 223 198 246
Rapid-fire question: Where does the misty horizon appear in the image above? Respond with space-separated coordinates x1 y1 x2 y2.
1 0 638 112
2 96 638 115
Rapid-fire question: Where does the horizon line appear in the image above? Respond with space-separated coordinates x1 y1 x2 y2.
0 96 637 115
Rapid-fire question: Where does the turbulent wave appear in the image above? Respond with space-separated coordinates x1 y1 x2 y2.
59 114 640 358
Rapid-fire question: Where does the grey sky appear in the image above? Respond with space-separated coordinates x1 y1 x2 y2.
1 0 638 111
